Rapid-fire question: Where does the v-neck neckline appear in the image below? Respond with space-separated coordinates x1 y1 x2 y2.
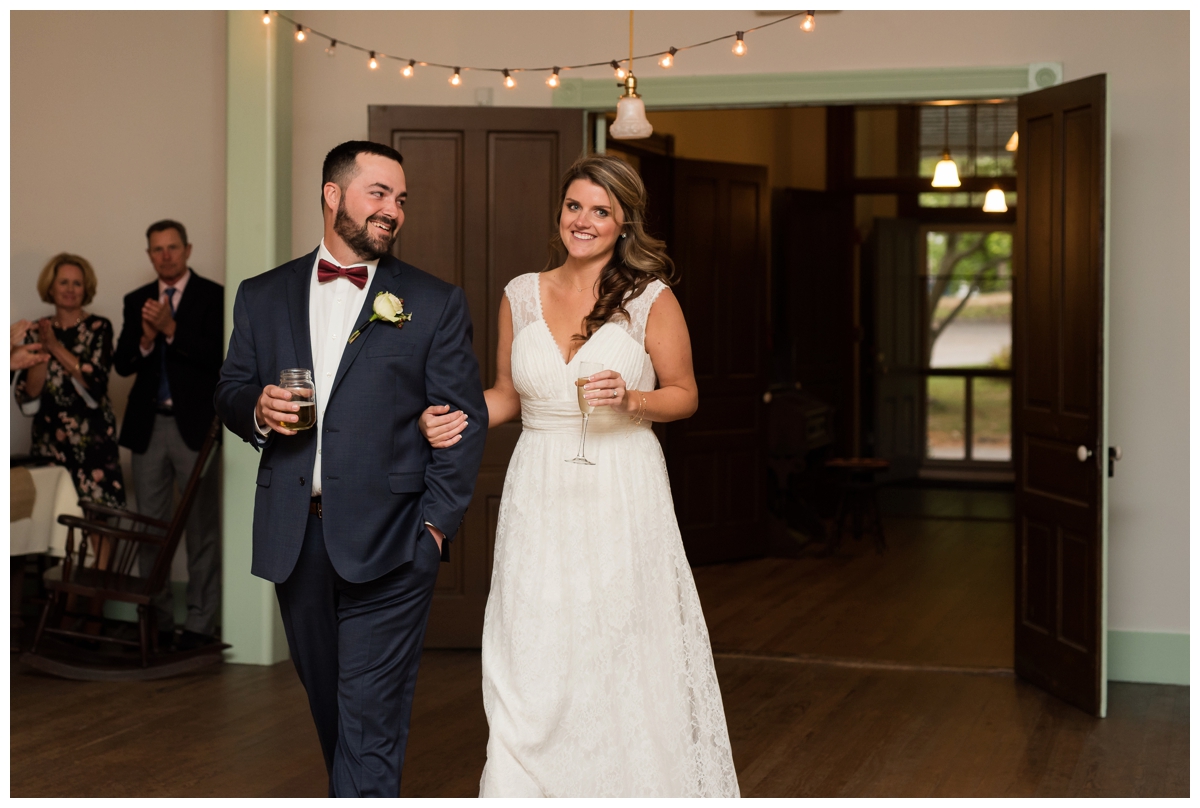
536 272 595 366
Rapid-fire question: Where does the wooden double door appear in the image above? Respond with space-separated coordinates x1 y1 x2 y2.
368 107 774 645
369 106 583 647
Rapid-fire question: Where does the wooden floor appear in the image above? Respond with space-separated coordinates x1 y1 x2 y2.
10 492 1189 797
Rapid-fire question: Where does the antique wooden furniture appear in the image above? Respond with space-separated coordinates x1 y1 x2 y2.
21 417 225 680
824 457 891 555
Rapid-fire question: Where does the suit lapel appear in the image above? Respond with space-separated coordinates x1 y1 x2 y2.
328 255 402 401
288 250 317 373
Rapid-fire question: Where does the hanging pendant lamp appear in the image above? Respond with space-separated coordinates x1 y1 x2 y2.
982 104 1008 212
610 11 653 141
931 105 961 188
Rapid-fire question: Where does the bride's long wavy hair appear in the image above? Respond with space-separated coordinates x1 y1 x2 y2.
543 154 678 341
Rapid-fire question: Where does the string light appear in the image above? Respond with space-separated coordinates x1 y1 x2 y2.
262 10 271 25
801 11 816 32
276 11 815 89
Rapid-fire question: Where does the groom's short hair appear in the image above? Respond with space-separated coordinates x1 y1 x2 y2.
322 141 404 210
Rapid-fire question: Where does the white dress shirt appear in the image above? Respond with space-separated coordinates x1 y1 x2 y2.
255 241 377 496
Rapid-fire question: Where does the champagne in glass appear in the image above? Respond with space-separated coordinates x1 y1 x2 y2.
279 368 317 431
567 362 603 465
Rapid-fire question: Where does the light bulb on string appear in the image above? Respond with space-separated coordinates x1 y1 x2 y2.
546 68 560 89
611 60 627 80
503 69 516 89
325 39 337 57
659 47 677 69
732 32 746 56
801 11 816 32
368 51 379 70
294 25 306 42
402 60 415 78
262 10 271 25
449 68 462 86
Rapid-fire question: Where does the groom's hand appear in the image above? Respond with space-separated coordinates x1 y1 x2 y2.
427 524 444 553
256 385 302 436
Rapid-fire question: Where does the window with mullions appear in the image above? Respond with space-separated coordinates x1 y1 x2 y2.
919 103 1017 209
922 228 1013 463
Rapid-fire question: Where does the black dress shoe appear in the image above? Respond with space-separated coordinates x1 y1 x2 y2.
176 630 215 651
157 630 176 651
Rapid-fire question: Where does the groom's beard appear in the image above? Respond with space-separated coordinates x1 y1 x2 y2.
335 200 399 261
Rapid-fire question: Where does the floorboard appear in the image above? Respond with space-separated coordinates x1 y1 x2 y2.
10 493 1187 797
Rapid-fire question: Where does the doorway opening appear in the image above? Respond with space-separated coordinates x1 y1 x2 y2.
592 99 1019 672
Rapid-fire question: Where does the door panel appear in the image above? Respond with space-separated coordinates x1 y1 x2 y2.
369 106 584 647
665 158 770 565
772 189 855 453
1013 75 1107 715
865 218 922 479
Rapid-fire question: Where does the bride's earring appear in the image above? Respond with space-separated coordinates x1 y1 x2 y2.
620 233 626 239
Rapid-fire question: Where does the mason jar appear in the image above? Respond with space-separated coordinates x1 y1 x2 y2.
279 368 317 431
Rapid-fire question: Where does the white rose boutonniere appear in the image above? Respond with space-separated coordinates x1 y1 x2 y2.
348 291 413 343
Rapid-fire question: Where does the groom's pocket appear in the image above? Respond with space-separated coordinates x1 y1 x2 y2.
256 468 272 487
388 472 426 494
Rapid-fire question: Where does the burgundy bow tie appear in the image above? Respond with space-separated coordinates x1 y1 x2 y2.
317 259 369 290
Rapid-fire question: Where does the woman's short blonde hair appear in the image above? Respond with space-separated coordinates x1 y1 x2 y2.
37 253 98 306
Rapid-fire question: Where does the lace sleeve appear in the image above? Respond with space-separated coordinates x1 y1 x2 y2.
504 273 540 336
621 280 668 348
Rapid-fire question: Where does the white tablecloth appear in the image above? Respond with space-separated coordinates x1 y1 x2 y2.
10 465 83 557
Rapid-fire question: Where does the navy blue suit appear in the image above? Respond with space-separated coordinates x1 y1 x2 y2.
215 249 487 795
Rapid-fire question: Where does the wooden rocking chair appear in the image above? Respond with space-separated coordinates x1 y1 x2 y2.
21 416 226 681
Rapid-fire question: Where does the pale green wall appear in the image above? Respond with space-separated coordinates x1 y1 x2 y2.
221 10 293 665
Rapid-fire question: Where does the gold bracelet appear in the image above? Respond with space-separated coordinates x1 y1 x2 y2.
631 391 648 425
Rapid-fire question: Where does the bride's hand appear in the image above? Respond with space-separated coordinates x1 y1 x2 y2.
419 404 468 448
580 369 629 411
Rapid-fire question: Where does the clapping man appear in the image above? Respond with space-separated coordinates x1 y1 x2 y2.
113 220 224 650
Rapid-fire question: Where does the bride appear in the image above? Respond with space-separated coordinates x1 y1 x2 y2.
419 154 739 797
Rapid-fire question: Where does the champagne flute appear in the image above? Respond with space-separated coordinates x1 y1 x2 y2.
567 362 603 465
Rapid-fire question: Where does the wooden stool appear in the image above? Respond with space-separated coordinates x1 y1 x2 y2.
824 458 890 555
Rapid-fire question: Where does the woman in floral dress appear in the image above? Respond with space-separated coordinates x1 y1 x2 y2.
15 253 125 508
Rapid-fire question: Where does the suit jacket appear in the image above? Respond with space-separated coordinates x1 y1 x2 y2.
214 249 488 585
114 269 225 453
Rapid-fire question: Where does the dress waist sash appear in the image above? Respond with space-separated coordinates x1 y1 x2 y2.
520 398 651 435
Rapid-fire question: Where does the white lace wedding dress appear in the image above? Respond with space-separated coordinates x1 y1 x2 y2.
478 273 739 798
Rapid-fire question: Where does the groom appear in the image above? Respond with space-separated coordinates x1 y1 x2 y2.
215 140 487 796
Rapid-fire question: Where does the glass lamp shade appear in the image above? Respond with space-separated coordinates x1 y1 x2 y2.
1005 130 1019 152
610 95 653 140
931 153 962 188
983 187 1009 213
